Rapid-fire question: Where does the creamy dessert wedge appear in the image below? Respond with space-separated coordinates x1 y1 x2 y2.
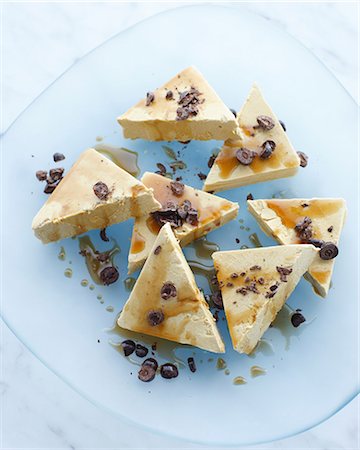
247 198 347 297
128 172 239 273
204 84 300 192
118 223 225 353
212 245 318 354
32 148 161 243
118 66 239 141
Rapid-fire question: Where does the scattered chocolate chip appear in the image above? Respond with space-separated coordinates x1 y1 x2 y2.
246 193 254 201
245 276 251 283
236 287 247 295
44 182 59 194
231 273 238 279
99 228 109 242
147 309 164 326
319 242 338 260
154 245 162 255
279 120 286 132
226 282 234 287
256 115 275 130
213 310 219 321
240 272 246 277
291 312 306 328
160 282 177 300
170 180 184 197
169 160 186 171
135 344 149 358
176 87 203 121
36 170 47 181
48 167 64 183
142 358 158 371
207 154 217 168
210 275 219 288
165 90 173 100
185 207 199 226
156 162 167 175
327 226 333 233
257 277 265 285
235 238 240 244
297 151 309 168
187 357 197 373
265 291 276 299
93 181 110 200
295 216 313 241
276 266 293 282
260 140 276 160
229 108 237 117
121 339 136 356
247 281 259 294
212 291 223 309
99 266 119 285
160 363 179 379
138 365 156 382
151 204 182 228
269 283 279 292
236 148 255 165
145 92 155 106
197 172 207 180
250 265 261 271
53 152 65 162
301 203 309 208
151 343 157 351
307 238 325 248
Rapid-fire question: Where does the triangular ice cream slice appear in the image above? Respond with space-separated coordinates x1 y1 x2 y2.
117 66 239 141
118 223 225 353
247 198 347 297
32 148 161 243
204 84 300 192
212 245 318 354
128 172 239 273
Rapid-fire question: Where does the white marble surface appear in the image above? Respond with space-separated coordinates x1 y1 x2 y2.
1 2 359 449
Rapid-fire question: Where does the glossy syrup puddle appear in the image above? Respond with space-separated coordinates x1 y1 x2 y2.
94 143 140 178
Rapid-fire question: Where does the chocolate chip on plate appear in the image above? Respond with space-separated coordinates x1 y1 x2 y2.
279 120 286 132
259 140 276 160
100 228 109 242
53 152 65 162
187 357 197 373
297 151 309 168
236 148 255 165
246 193 254 201
36 170 47 181
212 291 223 309
160 282 177 300
154 245 162 255
142 358 158 371
197 172 207 181
138 365 156 382
121 339 136 356
145 92 155 106
99 266 119 285
48 167 64 183
93 181 110 200
319 242 339 260
307 238 325 248
44 182 59 194
256 115 275 130
165 90 174 100
170 181 184 197
207 154 217 168
135 344 149 358
291 312 306 328
160 363 179 379
147 309 165 326
229 108 237 117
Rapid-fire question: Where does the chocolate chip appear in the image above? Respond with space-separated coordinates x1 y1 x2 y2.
147 309 164 326
247 282 259 294
327 226 334 233
154 245 162 255
236 148 255 165
36 170 47 181
185 208 199 226
295 216 313 241
276 266 293 282
121 339 135 356
265 291 276 299
235 238 240 244
307 238 325 248
226 282 234 287
187 357 197 373
236 287 247 295
279 120 286 132
100 228 109 242
245 276 251 283
170 181 184 197
197 172 207 180
160 282 177 300
93 181 110 200
208 154 217 168
319 242 338 260
138 365 156 382
269 283 279 292
297 151 309 168
229 108 237 117
231 273 238 279
44 182 59 194
213 310 219 321
176 87 203 121
246 193 254 201
142 358 158 371
99 266 119 285
165 90 173 100
250 265 261 271
212 291 223 309
53 152 65 162
256 115 275 130
240 272 246 277
156 162 167 174
257 277 265 285
291 312 306 328
145 92 155 106
301 203 309 208
178 140 191 145
48 167 64 183
135 344 149 358
160 363 179 379
260 140 276 160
